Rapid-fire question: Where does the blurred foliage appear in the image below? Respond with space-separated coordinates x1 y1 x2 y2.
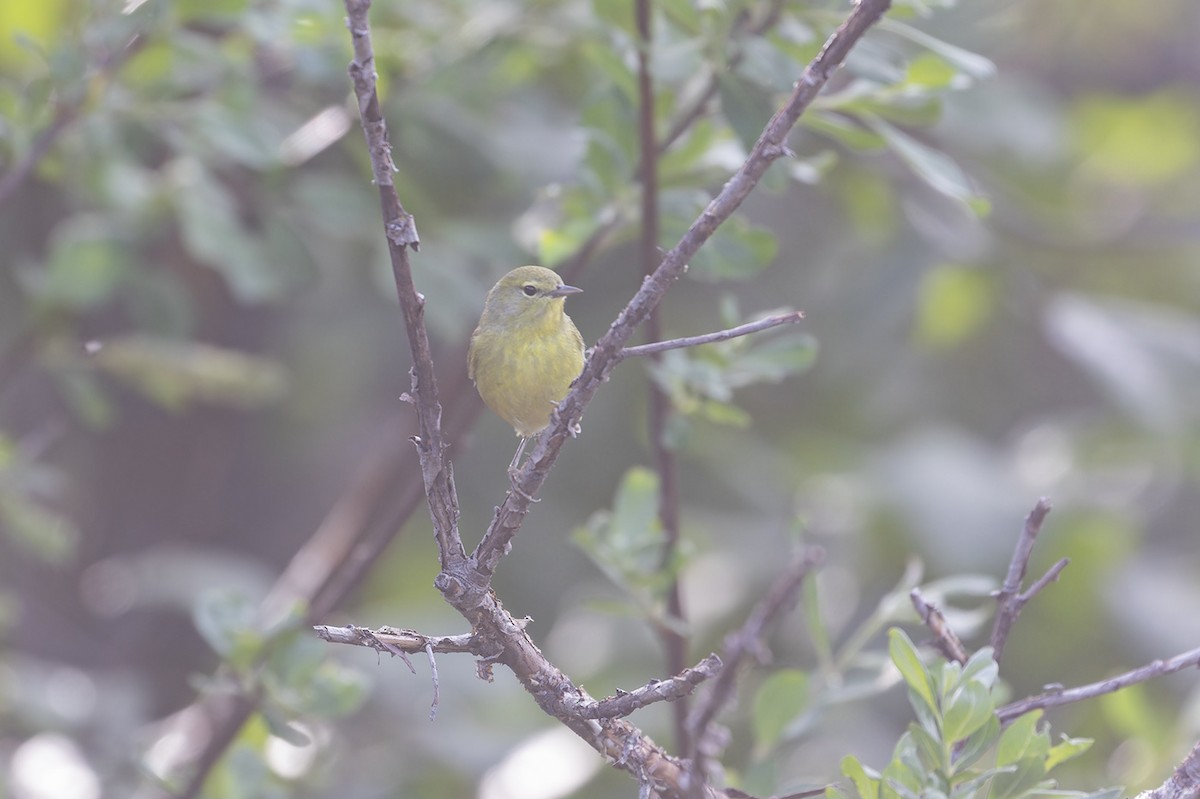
1 0 1199 797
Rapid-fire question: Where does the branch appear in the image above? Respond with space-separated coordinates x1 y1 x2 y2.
686 548 824 766
618 312 805 361
910 588 967 665
634 0 694 756
996 644 1200 724
343 0 465 572
576 654 723 720
1135 740 1200 799
471 0 894 581
989 497 1054 664
314 624 486 656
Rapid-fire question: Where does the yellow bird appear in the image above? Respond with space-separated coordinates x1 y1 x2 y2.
468 266 586 471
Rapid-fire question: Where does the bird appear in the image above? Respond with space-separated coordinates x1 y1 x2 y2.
468 266 586 474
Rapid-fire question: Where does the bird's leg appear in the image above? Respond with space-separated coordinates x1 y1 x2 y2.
507 437 540 502
509 437 527 471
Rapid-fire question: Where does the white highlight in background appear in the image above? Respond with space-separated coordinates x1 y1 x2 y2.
478 727 602 799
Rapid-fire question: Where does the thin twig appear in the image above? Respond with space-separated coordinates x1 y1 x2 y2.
685 548 824 772
996 645 1200 724
910 588 968 665
1018 557 1069 604
577 654 723 720
989 498 1053 665
618 312 805 361
1134 739 1200 799
314 624 483 655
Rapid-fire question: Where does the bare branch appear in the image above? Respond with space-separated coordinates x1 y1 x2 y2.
686 548 824 762
990 498 1054 664
618 312 805 361
1018 556 1069 604
910 588 967 665
472 0 894 581
314 624 484 656
633 0 693 755
343 0 464 571
1134 740 1200 799
996 644 1200 724
577 654 723 720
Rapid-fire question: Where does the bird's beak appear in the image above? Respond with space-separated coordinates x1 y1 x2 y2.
547 284 583 298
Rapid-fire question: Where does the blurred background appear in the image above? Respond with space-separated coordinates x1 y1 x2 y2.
1 0 1199 797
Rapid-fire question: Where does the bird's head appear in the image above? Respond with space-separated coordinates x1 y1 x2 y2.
482 265 582 326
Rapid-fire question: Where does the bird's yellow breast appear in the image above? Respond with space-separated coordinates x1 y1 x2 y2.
469 309 584 439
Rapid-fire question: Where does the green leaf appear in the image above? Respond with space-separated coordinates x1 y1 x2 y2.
725 333 818 387
903 53 962 90
288 661 371 718
840 754 880 799
877 19 996 80
914 264 994 349
261 705 312 746
590 0 635 37
170 160 294 304
940 680 994 743
959 646 998 690
802 111 887 151
906 721 945 772
996 710 1048 765
0 491 79 564
1045 736 1093 771
581 39 637 101
573 467 674 599
717 73 776 153
92 335 288 412
27 215 128 311
888 629 937 719
805 573 834 671
863 115 987 212
753 669 808 751
193 589 263 668
950 714 1000 775
735 36 801 94
880 735 923 799
681 214 778 282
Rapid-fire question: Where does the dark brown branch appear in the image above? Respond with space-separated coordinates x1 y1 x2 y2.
344 0 465 572
471 0 893 581
1135 740 1200 799
989 498 1053 664
576 654 723 720
910 588 967 665
634 0 691 756
996 645 1200 724
685 548 824 766
618 312 805 361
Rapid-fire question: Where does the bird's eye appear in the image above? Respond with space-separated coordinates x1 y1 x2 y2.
522 285 538 297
